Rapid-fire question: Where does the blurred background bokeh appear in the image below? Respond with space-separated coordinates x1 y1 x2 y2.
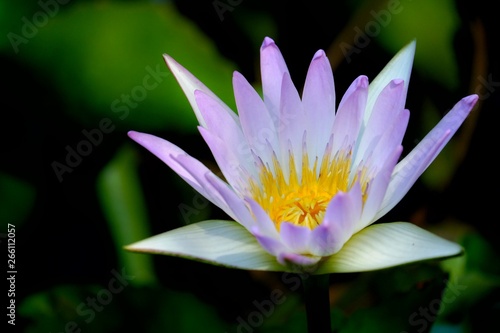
2 0 499 332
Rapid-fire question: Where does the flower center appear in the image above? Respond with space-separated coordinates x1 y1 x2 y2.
250 149 358 230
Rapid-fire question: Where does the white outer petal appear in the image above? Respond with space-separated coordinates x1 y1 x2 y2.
315 222 462 274
365 40 415 125
163 54 239 128
126 220 286 271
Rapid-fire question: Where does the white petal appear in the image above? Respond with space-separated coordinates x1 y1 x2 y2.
365 40 415 125
125 220 286 271
315 222 462 274
163 54 239 128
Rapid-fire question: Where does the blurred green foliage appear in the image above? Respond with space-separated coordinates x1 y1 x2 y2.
3 0 237 132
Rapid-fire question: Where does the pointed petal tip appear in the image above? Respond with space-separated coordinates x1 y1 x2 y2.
313 49 326 60
463 94 479 106
127 130 143 141
356 75 369 88
232 70 244 81
402 39 416 55
262 36 276 48
162 53 177 70
391 78 404 86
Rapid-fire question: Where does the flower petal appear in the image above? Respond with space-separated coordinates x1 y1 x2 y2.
194 90 255 176
357 145 403 231
331 75 368 154
310 183 362 255
163 54 239 128
128 131 245 224
125 220 286 271
278 253 322 270
128 131 210 197
278 72 305 171
250 221 322 270
205 173 254 230
315 222 463 274
279 222 312 254
375 94 478 220
194 89 246 148
260 37 290 122
364 40 415 125
246 197 280 238
198 127 253 193
354 79 406 165
302 49 336 158
233 71 279 168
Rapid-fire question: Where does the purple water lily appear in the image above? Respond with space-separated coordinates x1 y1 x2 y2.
126 37 477 274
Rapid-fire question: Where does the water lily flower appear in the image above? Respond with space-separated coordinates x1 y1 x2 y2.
126 37 477 274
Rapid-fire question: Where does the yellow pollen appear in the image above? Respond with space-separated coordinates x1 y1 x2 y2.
250 150 367 231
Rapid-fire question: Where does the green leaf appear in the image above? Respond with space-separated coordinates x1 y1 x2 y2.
97 143 156 286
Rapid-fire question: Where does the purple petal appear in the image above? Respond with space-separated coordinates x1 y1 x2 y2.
355 79 405 165
302 49 336 158
253 232 287 257
331 76 368 154
279 222 312 253
233 71 278 167
309 184 363 256
172 154 240 222
198 127 254 193
375 94 478 220
360 108 409 172
246 198 280 238
128 131 204 191
277 252 322 269
194 89 245 146
128 131 237 221
260 37 290 122
205 173 255 229
278 72 305 170
357 145 403 232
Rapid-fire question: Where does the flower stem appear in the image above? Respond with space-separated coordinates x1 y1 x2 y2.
302 273 331 333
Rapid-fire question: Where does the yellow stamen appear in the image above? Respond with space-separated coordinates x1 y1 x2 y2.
250 149 368 231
